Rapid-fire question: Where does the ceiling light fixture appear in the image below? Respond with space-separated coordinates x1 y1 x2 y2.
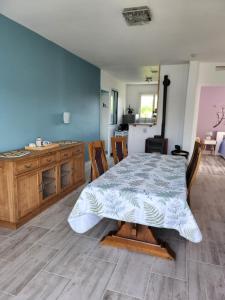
122 6 151 26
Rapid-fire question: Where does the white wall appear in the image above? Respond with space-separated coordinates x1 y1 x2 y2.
198 62 225 86
183 61 225 155
100 91 110 153
100 70 126 154
126 84 158 114
183 61 200 155
101 70 126 123
128 64 189 154
162 64 189 153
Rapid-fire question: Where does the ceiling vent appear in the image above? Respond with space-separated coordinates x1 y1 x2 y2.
216 66 225 71
122 6 151 26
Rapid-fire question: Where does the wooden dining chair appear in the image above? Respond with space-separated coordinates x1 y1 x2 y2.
111 136 128 165
88 140 108 181
186 141 202 205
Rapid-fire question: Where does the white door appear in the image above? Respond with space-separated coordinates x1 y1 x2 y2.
100 90 110 154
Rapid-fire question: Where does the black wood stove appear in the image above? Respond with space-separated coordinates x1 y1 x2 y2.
145 75 170 155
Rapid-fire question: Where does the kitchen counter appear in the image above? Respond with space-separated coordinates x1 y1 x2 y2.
130 123 155 126
128 124 159 154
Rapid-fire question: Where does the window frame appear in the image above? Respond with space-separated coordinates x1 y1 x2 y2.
139 93 157 119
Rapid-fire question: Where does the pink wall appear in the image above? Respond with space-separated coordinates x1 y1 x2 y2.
197 86 225 139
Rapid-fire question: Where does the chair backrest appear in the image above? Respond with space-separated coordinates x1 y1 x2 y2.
88 140 108 181
111 136 128 164
186 141 202 192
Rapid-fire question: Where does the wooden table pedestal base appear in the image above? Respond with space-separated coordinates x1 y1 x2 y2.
101 222 175 260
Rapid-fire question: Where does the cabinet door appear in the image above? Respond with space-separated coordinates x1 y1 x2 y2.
60 159 73 191
17 172 39 219
40 166 57 203
74 154 85 184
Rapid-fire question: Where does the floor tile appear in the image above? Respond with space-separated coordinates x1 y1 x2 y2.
89 242 123 264
29 204 71 229
58 190 80 208
217 243 225 266
188 260 225 300
0 228 13 237
39 220 77 250
58 257 115 300
45 236 97 278
83 218 112 240
103 290 139 300
0 238 30 262
16 271 70 300
8 225 48 243
0 226 48 261
0 259 10 271
0 292 14 300
26 243 58 260
206 220 225 243
0 244 58 295
187 240 220 265
107 251 153 299
0 236 7 244
222 266 225 281
87 221 122 263
151 239 186 280
145 273 187 300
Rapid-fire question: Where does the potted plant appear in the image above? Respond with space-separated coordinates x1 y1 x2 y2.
127 105 134 114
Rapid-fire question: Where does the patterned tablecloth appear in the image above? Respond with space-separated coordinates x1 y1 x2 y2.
68 153 202 243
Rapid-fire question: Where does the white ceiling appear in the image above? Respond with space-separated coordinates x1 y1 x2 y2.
1 0 225 82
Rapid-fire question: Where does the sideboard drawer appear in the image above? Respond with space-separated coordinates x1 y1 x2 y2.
16 159 39 174
72 145 83 156
60 149 72 160
40 154 56 167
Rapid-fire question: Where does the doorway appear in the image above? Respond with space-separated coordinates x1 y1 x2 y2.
100 90 110 155
196 86 225 157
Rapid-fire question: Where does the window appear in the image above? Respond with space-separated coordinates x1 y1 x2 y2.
110 90 118 125
140 94 158 119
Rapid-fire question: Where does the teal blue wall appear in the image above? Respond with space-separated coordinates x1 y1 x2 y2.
0 14 100 153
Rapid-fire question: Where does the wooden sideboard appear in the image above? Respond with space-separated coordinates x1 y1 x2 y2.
0 142 85 229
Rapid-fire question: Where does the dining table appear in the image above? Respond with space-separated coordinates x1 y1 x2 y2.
68 153 202 260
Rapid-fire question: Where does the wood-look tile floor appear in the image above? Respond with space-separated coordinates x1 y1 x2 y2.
0 155 225 300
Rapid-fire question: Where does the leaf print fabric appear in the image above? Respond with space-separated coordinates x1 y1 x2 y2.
68 153 202 243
